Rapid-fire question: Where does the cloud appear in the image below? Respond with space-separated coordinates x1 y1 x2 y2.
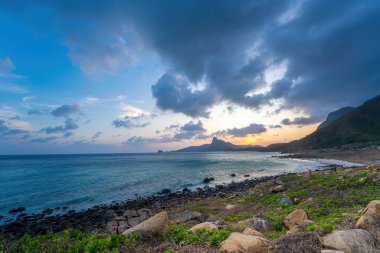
0 57 30 93
151 72 216 117
3 1 380 119
0 119 29 138
63 132 74 138
215 123 267 137
268 124 282 129
51 104 80 118
112 118 150 128
29 136 58 143
39 118 79 134
173 120 207 140
92 131 102 140
281 116 321 126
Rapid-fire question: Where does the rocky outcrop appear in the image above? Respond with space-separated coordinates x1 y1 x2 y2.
356 200 380 242
190 222 218 231
220 232 271 253
321 229 378 253
123 211 168 235
284 209 313 233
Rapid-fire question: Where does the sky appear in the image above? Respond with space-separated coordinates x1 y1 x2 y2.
0 0 380 154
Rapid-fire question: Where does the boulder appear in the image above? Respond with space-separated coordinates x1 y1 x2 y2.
226 204 236 210
321 250 345 253
321 229 378 253
123 211 168 235
243 228 264 237
190 222 218 231
173 211 204 223
238 217 274 232
356 200 380 241
278 197 294 205
271 185 285 193
284 209 313 232
220 232 271 253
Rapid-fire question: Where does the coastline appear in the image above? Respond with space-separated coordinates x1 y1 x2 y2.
1 155 379 252
0 155 363 237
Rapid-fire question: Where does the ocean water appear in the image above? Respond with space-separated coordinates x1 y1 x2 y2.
0 152 361 219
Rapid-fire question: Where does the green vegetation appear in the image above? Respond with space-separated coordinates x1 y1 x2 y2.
163 224 230 247
0 230 142 253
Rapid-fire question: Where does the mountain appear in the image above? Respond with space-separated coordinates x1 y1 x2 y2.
317 107 355 129
175 137 260 152
280 95 380 151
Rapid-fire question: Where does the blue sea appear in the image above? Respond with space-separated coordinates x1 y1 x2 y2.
0 152 359 219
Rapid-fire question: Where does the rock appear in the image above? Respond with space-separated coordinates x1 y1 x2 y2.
216 192 227 198
106 220 118 233
225 204 236 210
158 188 171 195
190 222 218 231
203 178 212 183
220 232 271 253
293 197 301 204
321 229 378 253
230 173 236 177
270 185 285 193
321 250 345 253
243 228 264 237
137 208 154 220
238 217 274 232
244 174 250 177
42 208 54 215
8 207 26 214
356 200 380 241
278 197 294 205
123 211 168 235
104 209 117 222
173 211 204 223
284 209 313 232
123 209 139 218
275 180 284 185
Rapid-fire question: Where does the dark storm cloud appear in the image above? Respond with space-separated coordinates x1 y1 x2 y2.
3 0 380 118
51 104 80 118
39 118 79 134
151 72 216 118
215 123 267 137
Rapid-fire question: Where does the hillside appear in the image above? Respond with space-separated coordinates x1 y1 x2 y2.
317 107 354 129
285 95 380 151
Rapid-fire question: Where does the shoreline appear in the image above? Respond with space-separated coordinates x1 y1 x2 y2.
0 158 353 237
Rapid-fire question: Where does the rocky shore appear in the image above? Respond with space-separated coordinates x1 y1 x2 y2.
1 164 380 252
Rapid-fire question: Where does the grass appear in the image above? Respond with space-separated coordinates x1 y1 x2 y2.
163 224 230 247
0 230 142 253
249 167 379 238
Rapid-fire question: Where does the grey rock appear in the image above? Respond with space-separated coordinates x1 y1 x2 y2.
321 229 378 253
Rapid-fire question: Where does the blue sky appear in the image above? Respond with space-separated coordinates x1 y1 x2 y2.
1 0 380 154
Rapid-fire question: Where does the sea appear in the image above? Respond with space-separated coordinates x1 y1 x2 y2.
0 152 363 220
